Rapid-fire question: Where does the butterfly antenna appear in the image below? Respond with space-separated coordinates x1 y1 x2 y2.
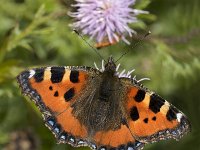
73 29 106 63
115 31 151 63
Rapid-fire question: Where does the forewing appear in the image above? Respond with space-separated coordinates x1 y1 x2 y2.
17 66 100 147
123 80 191 143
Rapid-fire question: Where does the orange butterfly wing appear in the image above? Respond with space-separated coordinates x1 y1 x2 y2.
124 82 191 143
17 66 97 147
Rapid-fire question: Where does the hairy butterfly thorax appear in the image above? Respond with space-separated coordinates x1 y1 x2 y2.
17 56 191 150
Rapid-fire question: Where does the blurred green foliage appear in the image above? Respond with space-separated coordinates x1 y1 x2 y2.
0 0 200 150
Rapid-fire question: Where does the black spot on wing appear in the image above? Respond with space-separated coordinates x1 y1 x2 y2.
54 91 59 97
152 116 156 121
134 90 145 102
149 94 165 114
130 106 139 121
70 70 79 83
64 88 75 102
166 106 179 121
50 67 65 83
143 118 148 123
49 86 53 90
34 68 44 82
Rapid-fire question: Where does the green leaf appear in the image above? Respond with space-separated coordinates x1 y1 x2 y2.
135 0 151 9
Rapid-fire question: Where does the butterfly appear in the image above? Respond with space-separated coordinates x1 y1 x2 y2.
17 56 191 150
95 37 120 49
73 30 120 49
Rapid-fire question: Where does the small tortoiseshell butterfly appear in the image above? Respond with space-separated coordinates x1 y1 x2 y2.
95 38 120 49
17 56 191 150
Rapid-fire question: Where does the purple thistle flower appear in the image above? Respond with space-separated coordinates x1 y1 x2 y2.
69 0 148 47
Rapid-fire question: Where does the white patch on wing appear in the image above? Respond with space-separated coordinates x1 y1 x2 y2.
177 113 183 122
29 70 35 78
164 101 170 106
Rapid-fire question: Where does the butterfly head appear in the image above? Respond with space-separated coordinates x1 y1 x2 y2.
104 56 116 75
